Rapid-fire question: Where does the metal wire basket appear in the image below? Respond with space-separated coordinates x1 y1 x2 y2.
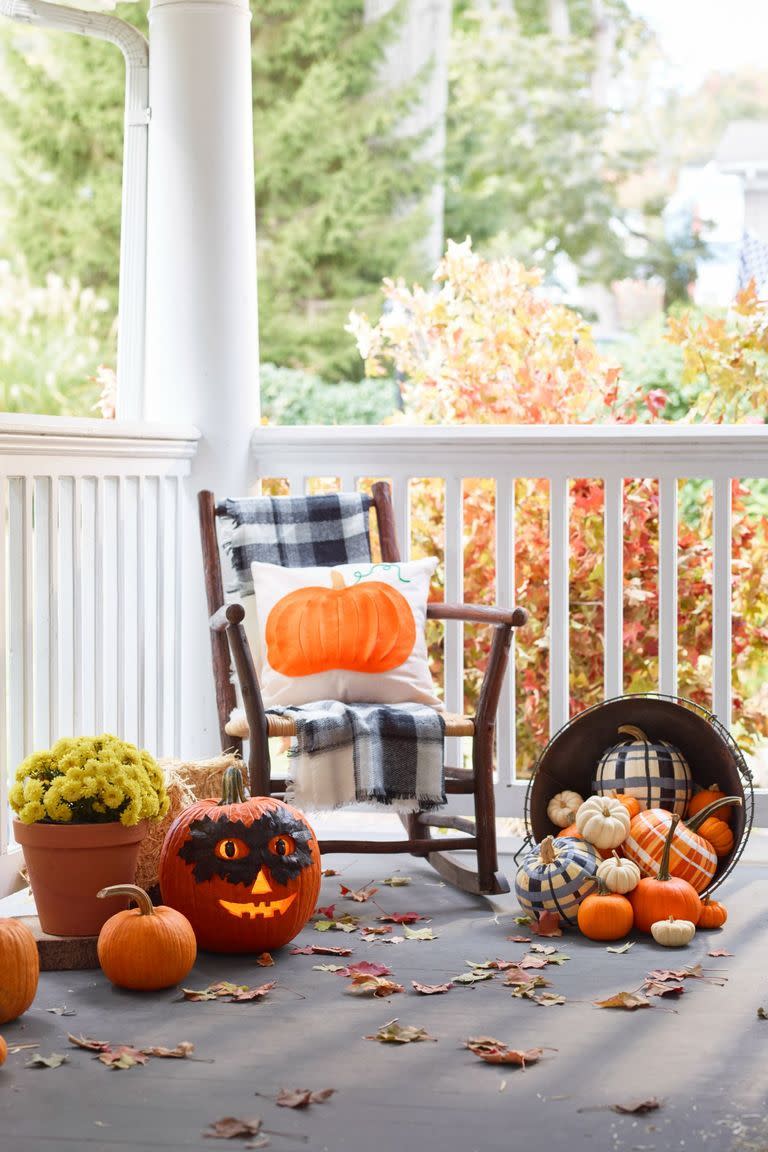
520 692 754 895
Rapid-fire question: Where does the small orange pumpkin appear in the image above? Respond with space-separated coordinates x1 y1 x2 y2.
610 791 641 820
0 918 39 1024
577 880 634 941
695 815 734 858
97 884 197 990
697 897 728 929
160 766 321 953
686 784 733 825
0 1035 7 1066
266 569 416 677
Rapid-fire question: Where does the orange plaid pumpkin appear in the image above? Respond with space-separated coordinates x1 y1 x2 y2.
622 796 740 894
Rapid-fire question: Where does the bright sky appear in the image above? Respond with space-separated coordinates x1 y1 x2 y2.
629 0 768 89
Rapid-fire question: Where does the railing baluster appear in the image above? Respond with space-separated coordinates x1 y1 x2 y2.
136 475 146 747
117 476 126 739
21 477 35 755
603 476 623 698
173 476 183 757
94 477 105 733
392 477 411 561
444 476 464 764
712 476 732 726
0 476 8 854
658 476 678 697
549 475 569 736
286 474 306 496
49 478 60 744
495 477 516 786
156 476 165 754
73 476 83 734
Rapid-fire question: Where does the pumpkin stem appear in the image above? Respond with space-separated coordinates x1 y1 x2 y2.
595 877 612 897
539 836 558 865
617 724 648 742
656 813 680 882
330 570 346 591
97 884 153 916
219 765 248 805
686 795 741 832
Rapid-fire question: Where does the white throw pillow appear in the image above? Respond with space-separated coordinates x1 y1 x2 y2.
245 557 442 709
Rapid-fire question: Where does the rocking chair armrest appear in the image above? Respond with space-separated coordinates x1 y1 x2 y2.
428 602 527 628
209 602 246 633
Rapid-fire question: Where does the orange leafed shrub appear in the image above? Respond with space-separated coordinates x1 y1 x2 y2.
348 240 768 774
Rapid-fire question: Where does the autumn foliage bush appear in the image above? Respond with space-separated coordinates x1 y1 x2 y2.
348 241 768 774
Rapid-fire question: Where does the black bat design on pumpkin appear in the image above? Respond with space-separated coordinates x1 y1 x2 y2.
178 809 315 887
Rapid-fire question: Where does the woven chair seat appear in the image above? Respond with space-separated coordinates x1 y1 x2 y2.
225 710 475 740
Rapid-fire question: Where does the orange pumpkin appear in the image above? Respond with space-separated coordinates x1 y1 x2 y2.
577 880 634 941
695 815 734 858
622 796 740 894
159 766 321 953
97 884 197 990
697 897 728 929
0 918 39 1024
686 784 734 825
265 569 416 677
628 815 702 932
610 791 641 820
0 1035 7 1066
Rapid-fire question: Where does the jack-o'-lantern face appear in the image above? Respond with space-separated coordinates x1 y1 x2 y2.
159 768 321 954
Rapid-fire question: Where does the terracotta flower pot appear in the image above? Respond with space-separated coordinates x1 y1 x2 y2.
13 819 148 937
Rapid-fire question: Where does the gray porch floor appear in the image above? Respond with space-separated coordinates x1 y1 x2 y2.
2 847 767 1152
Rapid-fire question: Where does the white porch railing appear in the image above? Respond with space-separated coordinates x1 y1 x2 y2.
250 424 768 825
0 414 199 892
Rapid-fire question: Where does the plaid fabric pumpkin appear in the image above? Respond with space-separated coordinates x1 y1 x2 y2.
593 724 692 816
515 836 599 925
622 808 717 893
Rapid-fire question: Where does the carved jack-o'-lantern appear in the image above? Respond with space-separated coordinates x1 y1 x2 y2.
159 767 321 953
265 569 416 677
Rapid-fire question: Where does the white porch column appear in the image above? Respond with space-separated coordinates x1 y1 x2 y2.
145 0 259 757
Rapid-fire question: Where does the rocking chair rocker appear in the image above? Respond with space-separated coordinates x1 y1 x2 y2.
198 482 526 896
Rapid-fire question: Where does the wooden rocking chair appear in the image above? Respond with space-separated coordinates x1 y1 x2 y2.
198 482 526 896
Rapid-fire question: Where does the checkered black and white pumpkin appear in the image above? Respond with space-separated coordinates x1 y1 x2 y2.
515 836 599 925
593 725 692 816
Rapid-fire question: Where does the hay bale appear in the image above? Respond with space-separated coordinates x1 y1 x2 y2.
135 753 243 892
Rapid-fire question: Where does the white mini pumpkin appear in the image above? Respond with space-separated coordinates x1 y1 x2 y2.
650 916 696 947
575 796 631 851
546 790 584 829
595 852 641 895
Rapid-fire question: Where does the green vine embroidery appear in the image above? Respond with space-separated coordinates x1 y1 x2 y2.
353 563 411 584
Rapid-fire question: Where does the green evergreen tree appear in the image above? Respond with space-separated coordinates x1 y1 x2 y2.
0 1 430 384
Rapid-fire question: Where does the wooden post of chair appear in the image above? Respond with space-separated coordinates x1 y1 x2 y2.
198 490 242 755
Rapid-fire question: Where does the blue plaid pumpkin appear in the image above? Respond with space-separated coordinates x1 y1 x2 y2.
593 724 692 816
515 836 599 925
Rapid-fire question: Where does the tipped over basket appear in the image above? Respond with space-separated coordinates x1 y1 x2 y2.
523 693 753 895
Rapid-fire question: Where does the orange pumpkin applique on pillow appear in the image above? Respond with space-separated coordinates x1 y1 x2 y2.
266 568 416 677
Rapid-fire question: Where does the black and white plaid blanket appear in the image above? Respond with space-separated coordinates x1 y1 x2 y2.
222 493 373 595
269 701 446 813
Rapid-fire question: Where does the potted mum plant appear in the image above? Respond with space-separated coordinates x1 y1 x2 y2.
10 734 169 937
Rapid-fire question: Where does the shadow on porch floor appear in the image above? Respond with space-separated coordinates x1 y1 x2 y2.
2 848 767 1152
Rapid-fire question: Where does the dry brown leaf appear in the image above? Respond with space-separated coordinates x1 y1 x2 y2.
519 955 549 970
228 983 276 1003
344 960 392 978
381 876 412 887
533 993 566 1007
203 1116 264 1140
340 884 378 903
141 1043 195 1059
181 981 275 1003
46 1004 76 1016
612 1097 662 1115
531 911 562 937
465 1038 551 1067
321 867 339 877
757 1007 768 1020
98 1047 150 1070
315 904 336 919
452 970 494 985
275 1088 335 1109
346 975 404 998
528 943 557 955
290 944 353 957
708 949 733 957
411 980 453 995
646 964 703 981
643 980 686 999
360 925 392 937
403 926 436 941
464 958 515 971
25 1052 68 1069
377 912 427 925
594 990 651 1011
365 1019 436 1044
506 935 532 943
68 1034 111 1052
502 966 539 987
